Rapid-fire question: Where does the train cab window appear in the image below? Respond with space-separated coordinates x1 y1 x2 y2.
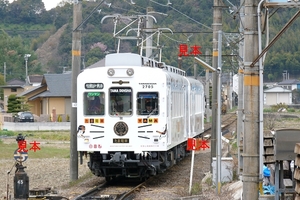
84 92 105 115
137 92 159 115
109 87 132 116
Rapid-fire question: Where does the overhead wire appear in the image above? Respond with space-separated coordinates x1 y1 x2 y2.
149 0 212 31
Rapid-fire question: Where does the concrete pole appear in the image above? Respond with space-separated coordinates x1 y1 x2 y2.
146 7 153 58
205 49 210 123
24 54 31 85
237 0 245 177
227 72 232 110
70 0 82 181
4 62 6 82
25 58 28 85
243 0 260 199
211 0 222 172
216 30 222 194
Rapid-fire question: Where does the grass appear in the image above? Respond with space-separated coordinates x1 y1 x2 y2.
0 144 70 159
0 130 70 159
0 130 70 140
190 182 202 195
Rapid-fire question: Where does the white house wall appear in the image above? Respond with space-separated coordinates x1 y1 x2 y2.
264 92 291 105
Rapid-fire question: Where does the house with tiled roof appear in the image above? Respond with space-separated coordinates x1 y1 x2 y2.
1 79 26 111
1 73 71 120
18 73 72 117
277 79 300 91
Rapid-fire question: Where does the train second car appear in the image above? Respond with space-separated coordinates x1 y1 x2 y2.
77 53 204 180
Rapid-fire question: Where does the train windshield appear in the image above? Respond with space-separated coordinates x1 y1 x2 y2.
84 92 105 115
137 92 159 115
109 87 132 116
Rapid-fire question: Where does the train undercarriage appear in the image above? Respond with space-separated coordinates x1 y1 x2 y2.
81 143 190 180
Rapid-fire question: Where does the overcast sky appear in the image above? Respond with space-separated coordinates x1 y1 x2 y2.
9 0 63 10
42 0 62 10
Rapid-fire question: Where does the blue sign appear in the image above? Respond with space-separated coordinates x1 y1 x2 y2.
14 149 28 162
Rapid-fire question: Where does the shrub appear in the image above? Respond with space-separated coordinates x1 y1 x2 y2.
57 115 62 122
270 103 288 112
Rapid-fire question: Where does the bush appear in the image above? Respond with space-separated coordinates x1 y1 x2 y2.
57 115 62 122
270 103 288 112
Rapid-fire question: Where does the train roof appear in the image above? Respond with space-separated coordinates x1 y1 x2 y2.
86 53 187 77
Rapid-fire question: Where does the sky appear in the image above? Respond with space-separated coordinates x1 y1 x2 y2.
8 0 63 11
42 0 62 10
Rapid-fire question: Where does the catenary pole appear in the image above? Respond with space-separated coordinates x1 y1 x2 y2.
70 0 82 181
205 49 210 123
146 7 154 58
211 0 222 173
243 0 259 199
237 0 245 178
216 30 222 194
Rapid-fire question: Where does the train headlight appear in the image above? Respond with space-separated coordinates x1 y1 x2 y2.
107 68 115 76
126 68 134 76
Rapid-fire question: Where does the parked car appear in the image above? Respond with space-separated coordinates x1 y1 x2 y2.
14 112 34 122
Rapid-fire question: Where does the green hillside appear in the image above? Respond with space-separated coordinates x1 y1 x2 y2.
0 0 299 82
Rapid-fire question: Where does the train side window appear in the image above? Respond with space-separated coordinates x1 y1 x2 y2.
84 92 105 115
137 92 159 115
109 87 132 116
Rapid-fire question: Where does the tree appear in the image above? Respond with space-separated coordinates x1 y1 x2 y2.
7 94 31 113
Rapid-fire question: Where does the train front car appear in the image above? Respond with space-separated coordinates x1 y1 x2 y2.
77 53 204 180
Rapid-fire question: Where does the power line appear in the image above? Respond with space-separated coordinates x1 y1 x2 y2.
150 0 212 31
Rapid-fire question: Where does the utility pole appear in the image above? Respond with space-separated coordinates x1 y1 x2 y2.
211 0 223 173
237 0 245 178
4 62 6 82
70 0 82 181
146 7 154 58
227 72 232 110
243 0 259 199
205 49 211 123
24 54 31 85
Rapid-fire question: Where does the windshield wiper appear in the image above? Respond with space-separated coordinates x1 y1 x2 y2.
147 108 157 118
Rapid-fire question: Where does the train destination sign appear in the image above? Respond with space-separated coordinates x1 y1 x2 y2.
110 88 132 93
85 83 104 89
87 92 100 97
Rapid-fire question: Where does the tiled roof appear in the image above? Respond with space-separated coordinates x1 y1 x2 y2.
264 86 292 93
6 79 25 86
29 73 72 100
86 58 105 69
43 73 72 96
17 85 44 97
277 79 300 85
28 75 43 84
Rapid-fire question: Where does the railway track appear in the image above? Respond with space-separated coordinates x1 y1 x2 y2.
221 112 238 130
201 112 237 139
73 178 146 200
74 182 108 199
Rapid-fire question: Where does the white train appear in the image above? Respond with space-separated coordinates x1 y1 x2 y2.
77 52 205 180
